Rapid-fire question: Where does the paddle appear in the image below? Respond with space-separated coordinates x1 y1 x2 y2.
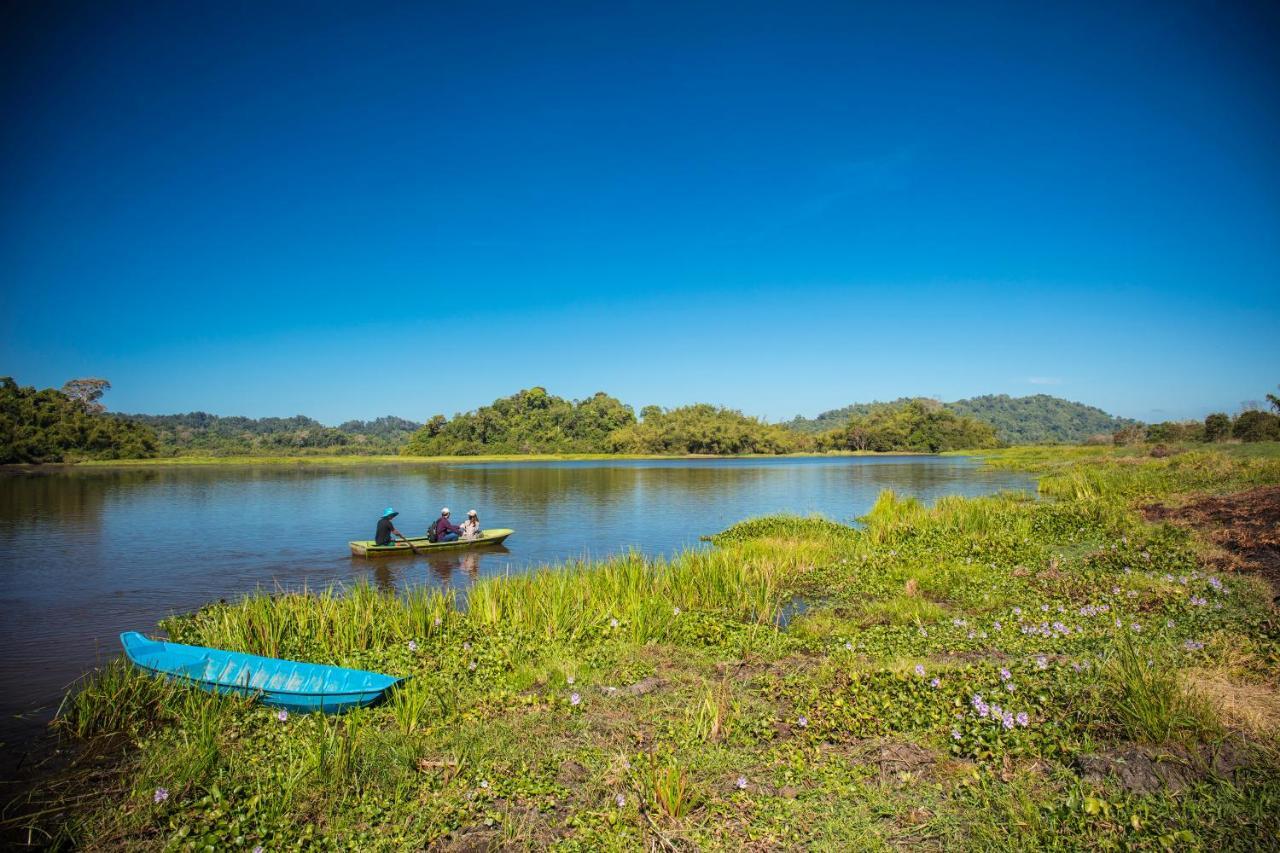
399 533 419 554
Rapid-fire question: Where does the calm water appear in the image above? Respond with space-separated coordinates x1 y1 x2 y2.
0 456 1033 754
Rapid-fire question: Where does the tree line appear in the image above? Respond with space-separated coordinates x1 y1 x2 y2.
1116 388 1280 446
0 377 158 464
402 389 999 456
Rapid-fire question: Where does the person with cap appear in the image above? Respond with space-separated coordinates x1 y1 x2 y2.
460 509 482 540
375 507 406 547
432 507 463 543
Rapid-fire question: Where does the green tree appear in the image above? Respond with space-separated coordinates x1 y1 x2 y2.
61 378 112 413
1203 413 1231 442
0 377 158 464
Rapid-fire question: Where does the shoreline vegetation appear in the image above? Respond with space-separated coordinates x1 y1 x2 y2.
11 443 1280 848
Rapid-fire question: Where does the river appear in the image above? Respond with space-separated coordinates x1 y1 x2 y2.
0 455 1033 759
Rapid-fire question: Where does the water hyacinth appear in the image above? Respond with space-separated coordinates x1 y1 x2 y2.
844 641 853 651
433 616 442 627
468 661 477 671
407 640 418 652
914 664 926 677
616 793 626 808
1016 712 1030 727
153 787 169 804
570 692 581 706
276 709 288 722
1208 576 1223 591
1012 607 1022 616
735 775 748 790
797 715 808 728
479 780 489 789
1185 640 1205 651
1190 595 1208 607
609 617 619 628
999 668 1012 682
566 675 575 685
951 729 962 740
1002 711 1015 729
672 606 681 616
929 677 940 688
1035 656 1048 670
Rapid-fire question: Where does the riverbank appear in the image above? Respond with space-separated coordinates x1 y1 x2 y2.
10 449 926 470
9 446 1280 848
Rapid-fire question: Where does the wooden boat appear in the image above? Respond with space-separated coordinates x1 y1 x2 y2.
349 527 514 558
120 632 403 714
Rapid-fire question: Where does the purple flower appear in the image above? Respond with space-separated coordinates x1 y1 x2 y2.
468 661 477 671
990 704 1003 720
1016 712 1029 727
1040 604 1050 613
967 631 976 639
929 677 940 688
735 775 748 790
1013 607 1022 616
253 847 264 853
1035 656 1048 670
609 617 619 628
570 692 581 706
408 640 418 652
433 616 442 627
951 729 962 740
797 715 809 728
153 787 168 804
276 710 288 722
567 675 575 685
999 668 1012 681
672 606 681 616
616 793 626 808
462 641 472 651
1002 711 1015 730
914 664 926 677
1112 587 1121 595
993 621 1002 630
844 641 853 651
1005 682 1016 692
1208 577 1223 591
479 779 489 789
1131 623 1142 632
1184 640 1204 651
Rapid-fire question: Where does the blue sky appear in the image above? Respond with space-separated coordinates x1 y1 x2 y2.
2 1 1277 424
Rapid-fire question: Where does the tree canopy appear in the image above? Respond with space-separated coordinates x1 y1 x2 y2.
0 377 158 464
606 404 803 455
815 399 1001 453
118 412 421 456
402 388 636 455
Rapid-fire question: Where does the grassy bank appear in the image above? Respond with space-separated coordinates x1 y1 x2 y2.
15 446 1280 849
63 450 912 468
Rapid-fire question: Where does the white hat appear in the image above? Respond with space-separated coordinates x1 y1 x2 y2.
441 507 450 515
467 509 477 517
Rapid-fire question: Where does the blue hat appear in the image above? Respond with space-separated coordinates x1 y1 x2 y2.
382 507 398 518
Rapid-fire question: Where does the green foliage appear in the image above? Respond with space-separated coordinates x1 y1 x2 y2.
119 412 421 456
403 387 635 455
0 376 158 464
1146 420 1205 443
816 399 1000 452
789 393 1133 444
1204 412 1232 442
1232 409 1280 442
606 403 803 455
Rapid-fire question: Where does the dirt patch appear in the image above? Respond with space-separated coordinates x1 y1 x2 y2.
432 827 500 852
1076 741 1252 795
555 760 589 787
870 741 938 782
1142 486 1280 596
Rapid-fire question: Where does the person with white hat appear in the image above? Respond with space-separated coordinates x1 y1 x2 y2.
429 507 463 543
460 509 481 540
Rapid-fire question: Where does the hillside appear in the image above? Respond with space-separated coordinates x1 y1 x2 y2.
787 394 1133 444
119 412 421 456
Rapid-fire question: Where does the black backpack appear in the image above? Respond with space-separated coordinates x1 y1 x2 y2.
426 519 439 543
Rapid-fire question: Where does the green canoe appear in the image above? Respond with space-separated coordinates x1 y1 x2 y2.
349 528 514 558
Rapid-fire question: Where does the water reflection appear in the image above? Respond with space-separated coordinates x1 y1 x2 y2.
361 546 507 591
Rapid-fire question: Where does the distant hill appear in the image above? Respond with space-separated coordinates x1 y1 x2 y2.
786 394 1133 444
118 412 421 456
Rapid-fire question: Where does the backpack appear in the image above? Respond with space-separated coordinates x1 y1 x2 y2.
426 519 439 543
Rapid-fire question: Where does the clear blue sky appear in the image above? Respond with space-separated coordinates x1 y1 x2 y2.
2 1 1277 424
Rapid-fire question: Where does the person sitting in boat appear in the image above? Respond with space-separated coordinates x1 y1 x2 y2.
433 507 463 542
375 507 405 546
460 509 481 540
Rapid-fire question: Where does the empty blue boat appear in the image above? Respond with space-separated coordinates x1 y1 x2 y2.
120 632 404 714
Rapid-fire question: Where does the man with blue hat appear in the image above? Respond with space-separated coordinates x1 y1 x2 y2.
375 507 405 546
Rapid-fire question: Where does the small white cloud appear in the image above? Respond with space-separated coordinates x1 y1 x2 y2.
1027 377 1062 386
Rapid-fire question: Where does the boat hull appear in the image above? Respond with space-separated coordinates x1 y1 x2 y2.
120 632 403 714
349 528 513 557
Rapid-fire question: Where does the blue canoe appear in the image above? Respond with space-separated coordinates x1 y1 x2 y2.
120 632 404 714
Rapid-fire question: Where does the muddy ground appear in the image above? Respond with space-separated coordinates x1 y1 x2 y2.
1144 485 1280 597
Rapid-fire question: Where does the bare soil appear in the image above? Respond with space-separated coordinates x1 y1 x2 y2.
1143 485 1280 596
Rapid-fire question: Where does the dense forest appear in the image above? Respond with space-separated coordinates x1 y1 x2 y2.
813 399 1001 453
0 377 158 464
120 412 421 456
606 404 802 455
401 388 637 455
788 394 1132 444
